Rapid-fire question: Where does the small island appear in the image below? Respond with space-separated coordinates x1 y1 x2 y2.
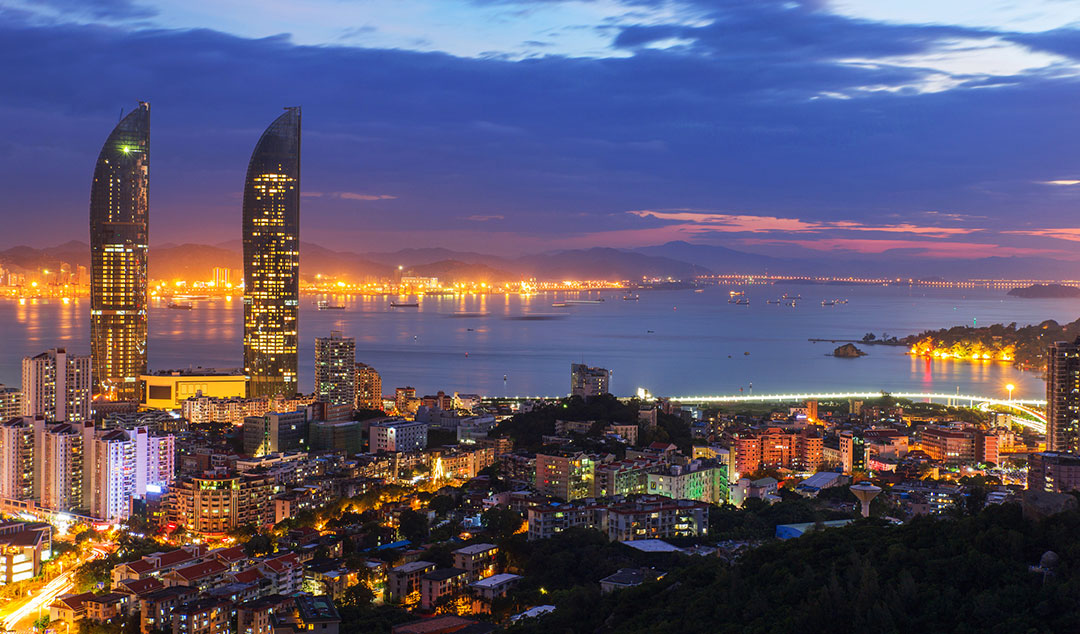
832 343 866 358
1007 284 1080 298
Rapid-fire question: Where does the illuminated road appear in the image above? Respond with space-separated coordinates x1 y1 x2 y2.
1 546 108 632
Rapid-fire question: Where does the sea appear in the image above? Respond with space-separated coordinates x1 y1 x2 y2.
0 284 1075 401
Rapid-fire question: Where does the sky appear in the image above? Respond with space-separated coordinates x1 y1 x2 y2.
4 0 1080 261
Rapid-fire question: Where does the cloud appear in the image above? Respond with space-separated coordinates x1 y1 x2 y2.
336 192 397 201
738 237 1062 258
1040 179 1080 186
463 214 505 221
21 0 156 19
627 210 976 238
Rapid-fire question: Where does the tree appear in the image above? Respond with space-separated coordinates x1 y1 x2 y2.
481 508 523 539
428 495 458 516
338 582 375 608
244 533 275 557
397 510 429 544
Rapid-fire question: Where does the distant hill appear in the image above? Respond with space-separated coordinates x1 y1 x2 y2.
516 247 710 280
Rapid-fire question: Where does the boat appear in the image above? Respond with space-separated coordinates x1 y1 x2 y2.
317 300 345 310
565 299 604 304
694 288 704 293
168 302 193 310
836 298 849 304
174 294 209 301
551 302 569 308
734 298 749 305
766 299 781 304
390 301 420 308
822 300 835 306
782 293 801 300
622 294 640 301
727 290 745 304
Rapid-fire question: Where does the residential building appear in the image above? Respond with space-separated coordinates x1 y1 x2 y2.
394 387 417 415
171 596 231 634
272 594 341 634
1047 338 1080 453
21 348 91 422
605 498 709 542
592 458 658 498
0 418 35 500
647 459 728 504
0 521 52 583
599 568 664 594
140 587 198 634
89 428 137 521
370 420 427 454
535 450 595 501
354 363 382 411
36 421 84 512
387 561 435 605
451 543 498 582
469 573 521 602
90 102 149 401
1029 452 1080 493
84 593 130 623
237 595 294 634
314 332 355 407
182 396 272 426
243 108 301 399
163 474 275 536
0 385 20 420
140 369 247 410
419 568 468 611
733 427 823 473
570 364 609 398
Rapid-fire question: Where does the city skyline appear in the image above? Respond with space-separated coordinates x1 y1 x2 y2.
4 1 1080 263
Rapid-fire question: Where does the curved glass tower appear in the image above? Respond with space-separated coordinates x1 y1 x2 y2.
243 108 301 398
90 102 150 401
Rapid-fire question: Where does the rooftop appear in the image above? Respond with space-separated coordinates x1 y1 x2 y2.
452 543 496 556
470 573 521 588
421 567 468 582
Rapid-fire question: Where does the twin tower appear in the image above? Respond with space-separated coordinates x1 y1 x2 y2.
89 103 301 401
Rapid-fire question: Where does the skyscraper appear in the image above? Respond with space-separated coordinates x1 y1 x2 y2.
21 348 92 422
243 108 301 398
315 331 355 406
355 363 383 410
90 102 150 400
1047 339 1080 453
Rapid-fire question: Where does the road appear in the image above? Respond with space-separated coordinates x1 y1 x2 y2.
0 546 109 633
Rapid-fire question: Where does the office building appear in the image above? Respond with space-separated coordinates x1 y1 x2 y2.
90 102 150 400
570 364 610 398
309 420 362 455
243 409 311 456
243 108 301 398
1047 339 1080 453
0 418 35 500
354 363 382 410
314 332 355 407
0 386 20 421
21 348 91 422
140 369 247 410
369 420 427 453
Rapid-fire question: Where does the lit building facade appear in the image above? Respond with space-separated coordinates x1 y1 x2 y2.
243 108 301 398
354 363 382 410
89 429 136 521
570 364 610 398
0 385 21 421
36 422 84 512
90 102 150 400
140 369 247 410
369 420 427 453
242 410 311 456
535 451 595 501
21 348 91 422
1047 339 1080 454
314 332 355 407
0 418 35 500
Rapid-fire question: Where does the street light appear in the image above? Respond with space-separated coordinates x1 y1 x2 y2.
1006 383 1015 402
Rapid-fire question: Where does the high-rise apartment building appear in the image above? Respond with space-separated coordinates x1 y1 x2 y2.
570 364 610 398
36 422 84 512
354 363 382 410
21 348 92 422
90 102 150 400
0 418 35 500
1047 339 1080 454
314 331 355 407
89 429 136 521
243 108 301 398
0 385 21 421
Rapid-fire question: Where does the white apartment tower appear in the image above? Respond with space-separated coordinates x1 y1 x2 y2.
21 348 91 422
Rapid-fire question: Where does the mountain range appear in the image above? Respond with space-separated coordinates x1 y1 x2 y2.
1 240 1078 283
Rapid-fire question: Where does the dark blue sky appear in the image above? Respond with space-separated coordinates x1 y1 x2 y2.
4 0 1080 260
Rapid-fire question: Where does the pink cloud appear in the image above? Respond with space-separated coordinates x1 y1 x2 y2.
739 237 1065 258
627 209 975 238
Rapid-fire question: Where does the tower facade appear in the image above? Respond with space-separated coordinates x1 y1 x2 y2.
355 363 383 410
315 331 355 406
243 108 301 398
1047 339 1080 454
21 348 92 422
90 102 150 400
